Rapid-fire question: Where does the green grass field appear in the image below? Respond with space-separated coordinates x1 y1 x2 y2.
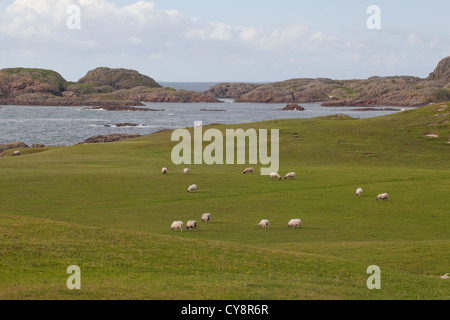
0 103 449 300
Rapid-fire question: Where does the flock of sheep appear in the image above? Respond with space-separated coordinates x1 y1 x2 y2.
170 213 211 232
244 167 296 180
162 166 304 232
356 187 389 201
162 166 389 232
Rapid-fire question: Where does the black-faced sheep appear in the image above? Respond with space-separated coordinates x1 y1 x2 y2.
285 172 296 179
186 220 197 231
201 213 211 223
187 184 197 193
270 172 281 180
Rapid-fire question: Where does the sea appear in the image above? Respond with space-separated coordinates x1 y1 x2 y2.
0 82 412 146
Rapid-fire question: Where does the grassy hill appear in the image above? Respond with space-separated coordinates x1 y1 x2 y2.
0 103 449 299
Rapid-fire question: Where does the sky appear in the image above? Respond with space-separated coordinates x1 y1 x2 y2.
0 0 449 82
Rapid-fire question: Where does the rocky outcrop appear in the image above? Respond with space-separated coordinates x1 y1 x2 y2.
2 57 449 108
79 134 141 144
236 78 338 103
206 82 261 98
31 143 46 148
4 92 145 107
0 142 29 154
321 76 450 107
207 57 450 107
0 68 66 101
427 56 450 82
114 123 140 127
0 67 220 107
282 103 305 111
110 86 219 103
77 67 161 90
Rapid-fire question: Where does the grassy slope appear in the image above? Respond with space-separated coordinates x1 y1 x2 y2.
0 103 449 299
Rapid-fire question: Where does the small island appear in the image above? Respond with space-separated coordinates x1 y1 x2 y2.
0 67 220 108
281 103 305 111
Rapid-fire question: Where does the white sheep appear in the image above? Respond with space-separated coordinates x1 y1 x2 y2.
288 219 302 228
186 220 197 231
258 219 270 229
170 221 183 232
376 193 389 201
201 213 211 223
285 172 296 179
162 167 167 174
270 172 281 180
401 108 406 112
243 167 254 174
187 184 197 193
184 168 190 175
356 188 363 197
12 150 20 156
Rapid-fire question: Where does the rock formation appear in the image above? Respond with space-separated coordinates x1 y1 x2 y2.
77 67 161 90
206 57 450 107
282 103 305 111
427 56 450 81
0 67 220 107
1 57 449 108
79 134 141 144
0 142 29 156
206 82 261 98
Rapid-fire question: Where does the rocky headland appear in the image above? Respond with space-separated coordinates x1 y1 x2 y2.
206 56 450 107
0 67 219 107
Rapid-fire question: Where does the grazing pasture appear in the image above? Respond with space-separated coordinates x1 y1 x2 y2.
0 103 449 299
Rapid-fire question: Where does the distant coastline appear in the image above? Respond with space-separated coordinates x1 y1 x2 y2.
1 56 449 108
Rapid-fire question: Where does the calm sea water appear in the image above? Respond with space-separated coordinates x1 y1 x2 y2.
0 99 411 146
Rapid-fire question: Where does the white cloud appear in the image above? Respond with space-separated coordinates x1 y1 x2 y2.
0 0 446 82
0 0 336 50
128 36 143 45
406 32 420 45
310 31 336 42
185 21 233 41
238 26 259 42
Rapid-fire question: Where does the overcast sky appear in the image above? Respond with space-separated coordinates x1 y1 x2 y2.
0 0 449 82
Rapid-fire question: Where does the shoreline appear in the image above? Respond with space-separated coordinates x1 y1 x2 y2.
0 104 414 150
